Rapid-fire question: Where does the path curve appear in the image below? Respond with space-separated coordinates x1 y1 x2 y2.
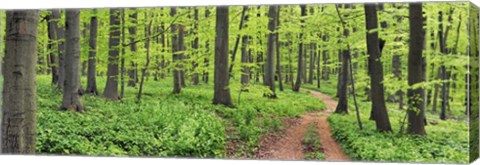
255 89 349 161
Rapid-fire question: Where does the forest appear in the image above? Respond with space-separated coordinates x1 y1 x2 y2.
0 2 478 164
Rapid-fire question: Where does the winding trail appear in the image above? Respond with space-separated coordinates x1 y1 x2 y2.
255 89 349 161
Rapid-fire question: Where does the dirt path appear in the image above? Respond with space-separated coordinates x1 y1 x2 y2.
255 89 349 161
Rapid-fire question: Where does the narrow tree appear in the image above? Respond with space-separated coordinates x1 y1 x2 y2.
293 5 307 92
1 10 39 154
127 9 138 87
171 7 182 94
52 10 66 89
192 8 200 85
334 4 350 114
60 9 84 112
86 11 99 95
46 11 59 85
103 9 121 100
407 2 427 135
264 5 278 98
364 4 392 132
213 6 234 107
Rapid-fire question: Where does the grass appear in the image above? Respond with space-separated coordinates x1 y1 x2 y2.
35 75 326 158
302 78 469 163
302 123 325 160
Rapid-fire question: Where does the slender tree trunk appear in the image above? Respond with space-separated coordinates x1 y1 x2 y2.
1 10 39 154
192 8 200 85
276 8 283 92
86 12 98 95
203 8 211 84
120 9 126 99
334 4 350 114
103 9 121 100
308 43 315 84
228 6 249 75
407 3 426 135
171 8 182 94
265 6 278 98
293 5 307 92
213 6 234 107
52 10 66 90
127 9 138 87
137 20 152 101
241 35 250 85
364 4 392 132
61 9 84 112
46 12 59 85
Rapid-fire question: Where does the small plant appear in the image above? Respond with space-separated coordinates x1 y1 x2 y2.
302 123 325 160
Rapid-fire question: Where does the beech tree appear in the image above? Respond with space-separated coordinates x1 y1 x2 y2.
1 10 39 154
212 6 233 107
364 4 392 132
60 9 84 112
86 11 99 95
407 2 427 135
103 9 121 100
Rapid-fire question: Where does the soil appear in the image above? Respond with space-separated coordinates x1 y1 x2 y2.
254 89 350 161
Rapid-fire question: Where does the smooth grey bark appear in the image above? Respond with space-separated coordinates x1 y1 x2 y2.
192 8 200 85
213 6 233 107
407 3 427 135
265 5 278 98
52 10 66 90
60 9 84 112
127 9 138 87
46 12 59 85
293 5 307 92
171 7 182 94
103 9 121 100
364 4 392 132
1 10 39 154
334 4 350 114
86 13 98 95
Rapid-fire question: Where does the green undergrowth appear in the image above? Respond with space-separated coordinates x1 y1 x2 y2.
35 75 325 158
302 123 325 160
303 79 469 163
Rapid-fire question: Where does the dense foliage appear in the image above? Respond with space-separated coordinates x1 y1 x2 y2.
35 75 325 157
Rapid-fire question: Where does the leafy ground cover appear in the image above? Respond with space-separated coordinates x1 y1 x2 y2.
302 123 325 160
303 79 469 164
35 75 325 157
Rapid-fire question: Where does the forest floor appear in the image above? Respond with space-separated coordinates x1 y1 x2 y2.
254 89 349 161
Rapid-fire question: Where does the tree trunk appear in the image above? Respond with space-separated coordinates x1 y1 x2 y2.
203 8 211 84
364 4 392 132
308 43 315 84
265 6 278 98
241 35 250 85
103 9 121 100
275 8 284 92
171 8 182 94
192 8 200 85
228 6 249 75
293 5 307 92
1 10 39 154
86 12 98 95
120 9 126 99
52 10 66 90
46 12 59 85
407 3 426 135
127 9 138 87
137 19 152 101
60 9 85 112
334 4 350 114
213 6 233 107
